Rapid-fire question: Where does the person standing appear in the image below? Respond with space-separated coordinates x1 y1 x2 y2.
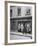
18 23 21 32
21 23 24 33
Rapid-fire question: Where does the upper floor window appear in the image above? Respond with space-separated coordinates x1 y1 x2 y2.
10 9 12 17
18 8 21 16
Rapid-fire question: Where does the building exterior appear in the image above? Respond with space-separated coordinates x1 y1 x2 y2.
10 6 32 34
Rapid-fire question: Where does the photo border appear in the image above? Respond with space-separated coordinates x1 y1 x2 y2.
5 1 36 45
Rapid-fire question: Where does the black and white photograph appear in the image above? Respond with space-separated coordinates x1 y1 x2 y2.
5 1 36 44
10 6 32 40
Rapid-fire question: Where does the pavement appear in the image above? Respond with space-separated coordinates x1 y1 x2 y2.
10 32 32 40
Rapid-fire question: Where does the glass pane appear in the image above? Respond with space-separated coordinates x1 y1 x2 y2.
18 8 21 16
10 9 12 17
10 19 18 32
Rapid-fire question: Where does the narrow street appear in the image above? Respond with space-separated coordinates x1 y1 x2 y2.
10 32 32 40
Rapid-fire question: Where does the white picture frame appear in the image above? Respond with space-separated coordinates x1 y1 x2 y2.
5 1 36 45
